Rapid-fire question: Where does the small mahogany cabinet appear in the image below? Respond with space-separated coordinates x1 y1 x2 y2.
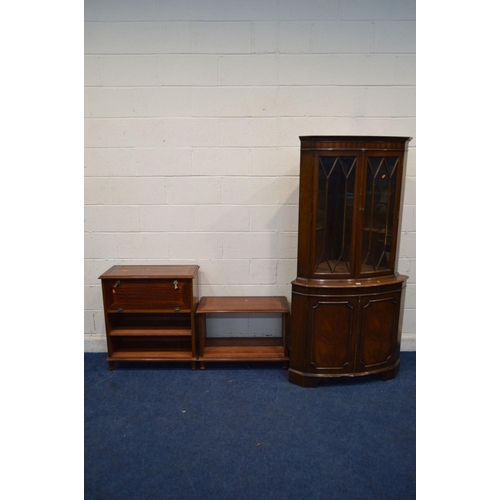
99 265 199 370
289 136 411 387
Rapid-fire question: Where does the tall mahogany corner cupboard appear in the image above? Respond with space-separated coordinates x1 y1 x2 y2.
289 136 411 388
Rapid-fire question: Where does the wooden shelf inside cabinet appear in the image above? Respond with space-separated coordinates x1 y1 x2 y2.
108 328 193 337
111 351 195 361
99 265 199 370
196 296 290 369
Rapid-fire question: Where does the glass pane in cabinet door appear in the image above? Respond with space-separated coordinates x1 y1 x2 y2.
314 156 357 275
360 156 399 274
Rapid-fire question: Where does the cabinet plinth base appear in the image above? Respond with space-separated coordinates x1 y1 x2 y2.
106 354 197 370
288 360 401 387
381 363 400 381
288 369 320 388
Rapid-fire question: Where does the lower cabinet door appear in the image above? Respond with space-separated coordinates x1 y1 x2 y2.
356 292 401 373
308 297 358 374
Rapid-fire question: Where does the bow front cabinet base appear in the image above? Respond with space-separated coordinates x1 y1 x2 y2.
289 276 406 387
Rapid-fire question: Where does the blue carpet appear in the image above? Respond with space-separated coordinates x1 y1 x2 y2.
85 353 415 500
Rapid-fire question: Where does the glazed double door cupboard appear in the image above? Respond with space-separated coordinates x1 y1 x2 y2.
289 136 411 387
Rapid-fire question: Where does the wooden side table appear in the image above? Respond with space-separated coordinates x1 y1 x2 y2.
196 296 290 369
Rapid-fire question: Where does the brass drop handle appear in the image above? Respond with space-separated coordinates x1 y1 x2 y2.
113 280 121 289
173 280 178 290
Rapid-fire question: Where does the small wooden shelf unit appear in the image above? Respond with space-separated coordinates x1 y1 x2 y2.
99 265 199 370
196 296 290 369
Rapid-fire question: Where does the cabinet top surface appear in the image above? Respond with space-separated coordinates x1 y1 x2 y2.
299 135 411 150
300 135 411 142
99 265 199 279
197 296 289 314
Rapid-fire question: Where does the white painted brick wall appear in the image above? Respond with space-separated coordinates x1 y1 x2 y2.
192 23 252 53
84 0 416 350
